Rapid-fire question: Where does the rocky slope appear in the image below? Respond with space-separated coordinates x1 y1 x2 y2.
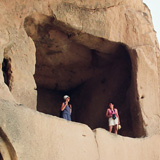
0 0 160 159
0 100 159 160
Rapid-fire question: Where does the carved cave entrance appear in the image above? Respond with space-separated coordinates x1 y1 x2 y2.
24 14 145 137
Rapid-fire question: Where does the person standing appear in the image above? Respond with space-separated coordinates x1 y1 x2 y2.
61 95 72 121
106 102 120 134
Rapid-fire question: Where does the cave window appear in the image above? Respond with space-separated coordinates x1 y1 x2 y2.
2 58 11 90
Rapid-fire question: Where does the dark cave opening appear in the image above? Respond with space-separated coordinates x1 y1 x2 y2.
0 153 3 160
24 13 145 137
2 58 11 88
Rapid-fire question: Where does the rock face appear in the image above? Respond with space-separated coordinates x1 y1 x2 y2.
95 128 160 160
0 0 160 159
0 0 159 137
0 100 160 160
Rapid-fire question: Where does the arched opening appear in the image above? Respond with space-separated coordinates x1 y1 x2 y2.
24 13 145 137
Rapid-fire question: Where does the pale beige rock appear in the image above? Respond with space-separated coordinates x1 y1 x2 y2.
0 100 160 160
135 47 160 135
0 0 159 138
0 100 99 160
94 128 160 160
0 1 160 160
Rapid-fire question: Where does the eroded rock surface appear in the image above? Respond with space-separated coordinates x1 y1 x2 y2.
94 128 160 160
0 100 160 160
0 100 99 160
0 0 159 138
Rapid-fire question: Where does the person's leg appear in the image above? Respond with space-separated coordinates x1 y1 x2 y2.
108 118 113 132
113 117 119 134
109 126 113 132
114 125 118 134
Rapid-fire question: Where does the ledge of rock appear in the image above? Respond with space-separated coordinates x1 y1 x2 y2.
94 128 160 160
0 100 99 160
0 100 160 160
0 0 159 143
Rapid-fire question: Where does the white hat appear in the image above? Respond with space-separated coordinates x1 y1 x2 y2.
117 124 121 130
63 95 70 100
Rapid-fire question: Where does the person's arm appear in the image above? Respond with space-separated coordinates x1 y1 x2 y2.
116 109 120 124
61 102 67 111
106 109 110 118
69 104 72 114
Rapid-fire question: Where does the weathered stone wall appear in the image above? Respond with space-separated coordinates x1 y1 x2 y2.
0 100 99 160
0 0 160 159
0 0 159 136
95 128 160 160
0 1 37 109
0 100 160 160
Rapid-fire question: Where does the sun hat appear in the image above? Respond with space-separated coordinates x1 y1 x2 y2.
117 124 121 130
63 95 70 100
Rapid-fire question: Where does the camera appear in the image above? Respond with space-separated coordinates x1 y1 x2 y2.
112 114 116 120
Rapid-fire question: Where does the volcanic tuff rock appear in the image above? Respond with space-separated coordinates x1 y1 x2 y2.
0 0 160 159
0 100 160 160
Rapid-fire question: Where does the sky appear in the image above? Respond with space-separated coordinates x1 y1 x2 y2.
143 0 160 44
